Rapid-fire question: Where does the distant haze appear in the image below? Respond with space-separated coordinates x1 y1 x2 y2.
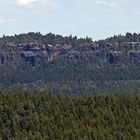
0 0 140 40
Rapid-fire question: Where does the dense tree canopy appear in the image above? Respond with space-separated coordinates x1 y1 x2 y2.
0 92 139 140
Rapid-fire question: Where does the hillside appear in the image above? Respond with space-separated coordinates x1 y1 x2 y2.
0 32 140 94
0 93 139 140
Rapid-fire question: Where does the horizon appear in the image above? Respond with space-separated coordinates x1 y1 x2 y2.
0 31 138 42
1 0 140 40
0 31 131 41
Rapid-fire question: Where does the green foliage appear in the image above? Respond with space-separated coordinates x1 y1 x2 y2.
0 93 140 140
0 57 140 95
0 32 140 94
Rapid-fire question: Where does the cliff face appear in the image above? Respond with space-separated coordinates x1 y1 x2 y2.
1 32 140 66
0 41 140 66
0 52 20 64
0 42 96 66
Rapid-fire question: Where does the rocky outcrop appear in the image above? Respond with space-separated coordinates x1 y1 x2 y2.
90 43 101 53
120 42 140 50
129 51 140 59
107 51 124 64
105 43 113 48
6 42 17 48
0 51 18 64
19 43 71 65
18 42 45 51
65 50 81 59
1 41 140 66
20 51 49 66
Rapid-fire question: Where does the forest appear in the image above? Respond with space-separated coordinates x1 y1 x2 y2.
0 92 139 140
0 33 140 140
0 32 140 94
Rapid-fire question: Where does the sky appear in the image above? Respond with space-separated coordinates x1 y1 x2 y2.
0 0 140 40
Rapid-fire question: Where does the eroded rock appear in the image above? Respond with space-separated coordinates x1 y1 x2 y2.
107 51 124 64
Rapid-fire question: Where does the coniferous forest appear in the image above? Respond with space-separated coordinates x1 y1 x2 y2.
0 32 140 140
0 93 140 140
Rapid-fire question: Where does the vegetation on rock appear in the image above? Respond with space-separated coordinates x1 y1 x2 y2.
0 32 140 94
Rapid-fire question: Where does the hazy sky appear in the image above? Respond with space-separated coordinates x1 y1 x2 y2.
0 0 140 40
